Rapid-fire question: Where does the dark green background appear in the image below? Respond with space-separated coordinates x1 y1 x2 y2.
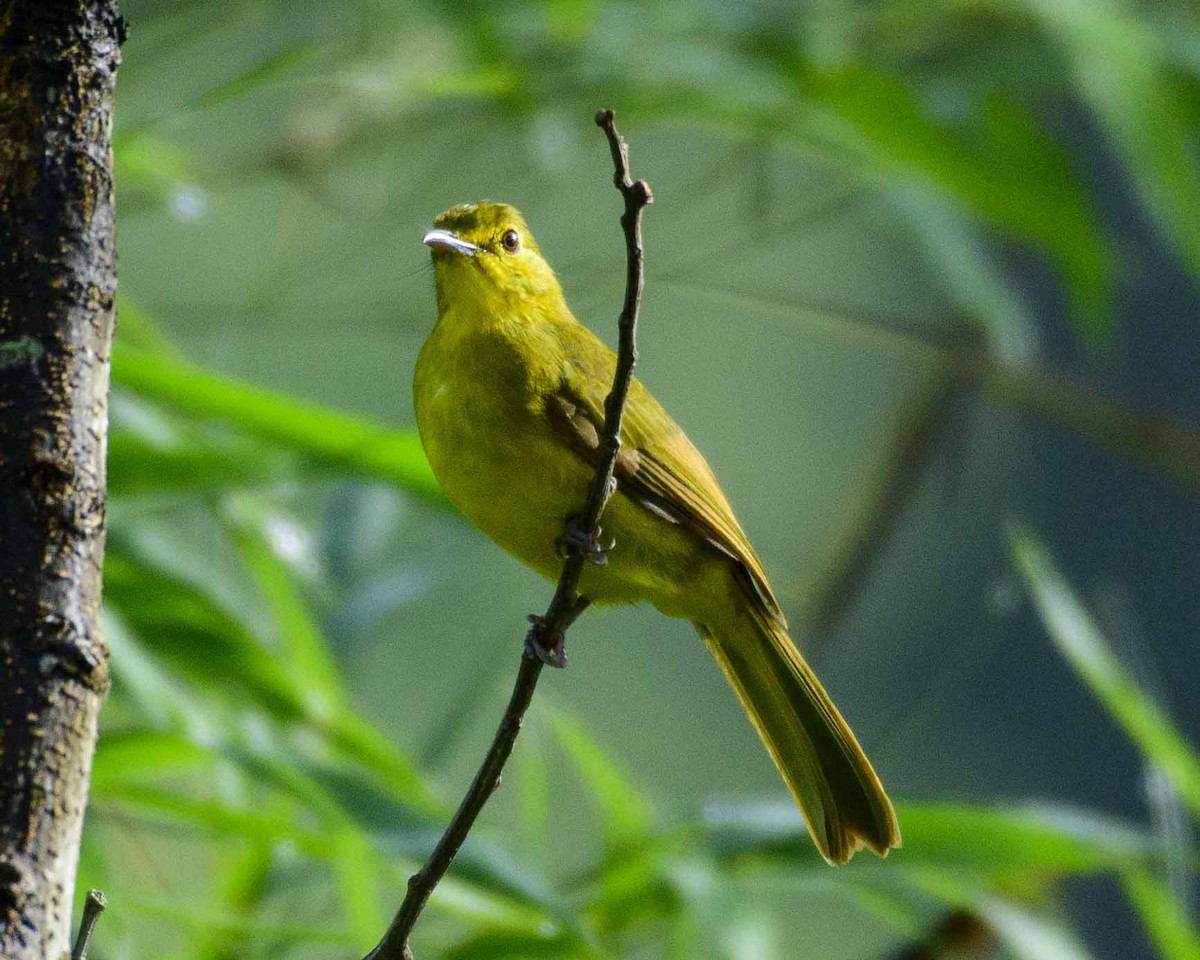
90 1 1200 957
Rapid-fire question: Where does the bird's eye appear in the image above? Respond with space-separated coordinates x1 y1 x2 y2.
501 229 521 253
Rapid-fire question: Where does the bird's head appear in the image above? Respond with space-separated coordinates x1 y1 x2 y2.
423 202 562 314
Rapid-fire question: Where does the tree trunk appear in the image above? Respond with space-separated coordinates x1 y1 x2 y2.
0 3 122 957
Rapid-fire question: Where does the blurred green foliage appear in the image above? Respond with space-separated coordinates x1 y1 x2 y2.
83 0 1199 957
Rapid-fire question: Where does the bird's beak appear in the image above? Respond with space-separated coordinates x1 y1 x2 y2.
423 228 479 256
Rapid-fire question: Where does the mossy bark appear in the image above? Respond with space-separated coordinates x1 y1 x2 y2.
0 2 122 957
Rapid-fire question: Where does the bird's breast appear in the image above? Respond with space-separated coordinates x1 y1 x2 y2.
414 319 592 579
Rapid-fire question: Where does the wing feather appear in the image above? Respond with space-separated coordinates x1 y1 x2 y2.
545 325 784 623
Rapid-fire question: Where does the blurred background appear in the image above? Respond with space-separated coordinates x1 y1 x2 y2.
90 0 1199 957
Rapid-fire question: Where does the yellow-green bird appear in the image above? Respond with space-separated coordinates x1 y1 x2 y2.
415 201 900 864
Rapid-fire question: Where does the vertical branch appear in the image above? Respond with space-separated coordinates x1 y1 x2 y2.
538 110 653 640
586 107 653 529
363 108 652 960
0 3 123 958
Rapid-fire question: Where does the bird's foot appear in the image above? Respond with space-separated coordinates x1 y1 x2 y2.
555 515 613 566
524 615 566 668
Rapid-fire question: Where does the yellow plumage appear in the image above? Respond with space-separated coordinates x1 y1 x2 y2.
415 202 900 864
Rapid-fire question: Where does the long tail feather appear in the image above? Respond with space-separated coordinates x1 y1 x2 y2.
697 616 900 865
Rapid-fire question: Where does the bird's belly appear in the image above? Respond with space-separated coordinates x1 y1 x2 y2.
417 379 590 574
417 383 707 610
441 429 595 579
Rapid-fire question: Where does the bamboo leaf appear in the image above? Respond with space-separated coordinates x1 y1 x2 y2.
108 427 293 495
790 64 1109 324
978 895 1096 960
181 840 275 960
91 730 213 789
1009 527 1200 818
701 799 1159 873
104 546 315 723
330 827 385 946
222 499 344 716
92 784 325 852
125 896 358 947
196 40 317 108
1122 864 1200 960
544 704 653 851
112 344 444 503
1023 0 1200 284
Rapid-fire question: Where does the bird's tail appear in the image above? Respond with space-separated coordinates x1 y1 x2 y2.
696 613 900 865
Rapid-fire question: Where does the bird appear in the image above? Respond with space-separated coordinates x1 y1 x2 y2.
414 201 900 864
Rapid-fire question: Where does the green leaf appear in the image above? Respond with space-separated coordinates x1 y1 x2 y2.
104 545 314 723
418 653 512 771
443 930 588 960
701 799 1158 873
429 872 574 941
798 66 1109 328
239 746 567 917
125 895 358 947
1122 864 1200 960
1023 0 1200 284
222 498 344 716
322 707 439 810
181 839 275 960
573 832 689 938
106 536 433 807
330 827 385 946
195 40 318 108
108 424 295 496
92 783 326 852
113 295 180 357
1009 527 1200 818
91 730 213 790
910 872 1096 959
101 606 211 731
543 704 653 851
512 718 552 861
112 344 444 503
114 130 201 200
974 894 1096 960
624 56 1110 330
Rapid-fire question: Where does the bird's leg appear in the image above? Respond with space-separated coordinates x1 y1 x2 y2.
524 596 591 669
555 514 615 566
524 614 567 668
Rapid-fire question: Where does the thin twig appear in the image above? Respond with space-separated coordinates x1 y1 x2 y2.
71 889 107 960
538 109 653 652
363 107 652 960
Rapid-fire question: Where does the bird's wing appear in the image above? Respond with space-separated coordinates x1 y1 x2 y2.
545 325 784 624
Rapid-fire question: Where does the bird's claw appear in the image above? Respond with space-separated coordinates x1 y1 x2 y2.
525 614 566 668
555 515 613 566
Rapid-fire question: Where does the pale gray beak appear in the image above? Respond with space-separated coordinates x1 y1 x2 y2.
423 228 479 256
